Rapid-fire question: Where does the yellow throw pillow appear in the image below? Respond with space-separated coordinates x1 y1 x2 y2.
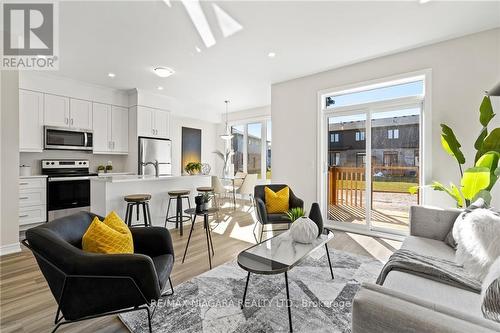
265 186 290 213
82 211 134 254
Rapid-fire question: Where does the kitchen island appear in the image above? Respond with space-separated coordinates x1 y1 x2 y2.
91 174 211 227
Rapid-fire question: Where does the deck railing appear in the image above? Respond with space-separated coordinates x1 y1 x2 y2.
328 165 419 207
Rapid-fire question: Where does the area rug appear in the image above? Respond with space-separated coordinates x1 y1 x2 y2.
119 248 383 333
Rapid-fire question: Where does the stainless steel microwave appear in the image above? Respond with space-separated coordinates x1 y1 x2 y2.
44 126 93 151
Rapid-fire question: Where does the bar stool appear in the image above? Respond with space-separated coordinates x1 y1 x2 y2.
165 190 192 236
124 194 152 227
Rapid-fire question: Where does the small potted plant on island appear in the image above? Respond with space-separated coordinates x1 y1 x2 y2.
105 161 113 174
185 162 202 175
97 165 106 174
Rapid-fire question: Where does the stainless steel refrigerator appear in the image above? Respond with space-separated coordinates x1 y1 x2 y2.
138 137 172 176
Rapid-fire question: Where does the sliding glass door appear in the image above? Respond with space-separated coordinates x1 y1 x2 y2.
324 102 422 235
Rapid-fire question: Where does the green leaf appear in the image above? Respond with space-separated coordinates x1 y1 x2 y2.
476 151 500 191
482 128 500 153
495 167 500 177
430 181 464 208
472 190 492 206
479 96 495 127
440 124 465 164
474 127 488 158
408 185 419 195
461 167 490 200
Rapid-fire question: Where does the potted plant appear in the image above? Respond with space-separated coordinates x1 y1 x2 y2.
285 207 306 222
410 95 499 207
185 162 202 175
195 192 212 212
105 164 113 173
97 165 105 174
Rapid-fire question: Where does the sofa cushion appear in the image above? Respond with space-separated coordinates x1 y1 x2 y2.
383 270 483 317
401 236 455 262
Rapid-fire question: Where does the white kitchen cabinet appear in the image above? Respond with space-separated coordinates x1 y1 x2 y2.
92 103 128 154
111 106 129 153
137 106 155 137
19 89 44 152
137 106 170 139
92 102 111 153
70 98 92 129
155 109 170 138
44 94 70 127
18 176 47 227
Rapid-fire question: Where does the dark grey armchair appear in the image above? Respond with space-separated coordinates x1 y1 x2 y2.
23 211 174 333
253 184 304 242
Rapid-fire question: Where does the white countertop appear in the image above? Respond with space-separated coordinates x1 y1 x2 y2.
91 174 210 183
19 175 48 179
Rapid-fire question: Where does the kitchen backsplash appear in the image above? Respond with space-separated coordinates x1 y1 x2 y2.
20 151 130 175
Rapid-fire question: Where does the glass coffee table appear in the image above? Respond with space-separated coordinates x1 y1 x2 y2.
237 228 334 332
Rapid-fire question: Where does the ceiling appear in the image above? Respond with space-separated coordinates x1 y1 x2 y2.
56 1 500 121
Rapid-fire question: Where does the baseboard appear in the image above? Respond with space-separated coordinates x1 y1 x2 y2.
0 242 21 256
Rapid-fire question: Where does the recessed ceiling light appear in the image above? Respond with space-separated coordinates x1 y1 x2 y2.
419 0 431 3
268 52 276 58
195 46 201 53
153 67 175 78
157 86 164 91
108 73 116 78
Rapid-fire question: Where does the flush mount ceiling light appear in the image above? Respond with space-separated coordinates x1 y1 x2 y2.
268 52 276 58
157 86 164 91
108 72 116 78
220 100 233 141
153 67 175 78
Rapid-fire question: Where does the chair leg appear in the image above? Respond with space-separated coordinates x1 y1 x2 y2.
161 277 174 296
142 203 148 227
260 225 264 243
136 203 140 221
178 197 183 236
146 203 152 227
125 204 130 226
165 198 172 228
128 204 134 227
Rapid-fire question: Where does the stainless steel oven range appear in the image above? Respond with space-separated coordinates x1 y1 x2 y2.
42 159 97 221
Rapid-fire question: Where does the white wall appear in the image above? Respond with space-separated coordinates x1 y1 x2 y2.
272 28 500 209
170 115 217 176
1 71 21 255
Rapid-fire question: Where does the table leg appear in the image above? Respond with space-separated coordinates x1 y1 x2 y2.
284 272 292 332
232 179 236 209
241 272 250 309
204 214 212 269
207 220 215 256
182 215 195 263
325 243 334 280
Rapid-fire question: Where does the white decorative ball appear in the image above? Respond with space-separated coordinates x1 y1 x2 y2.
289 217 319 244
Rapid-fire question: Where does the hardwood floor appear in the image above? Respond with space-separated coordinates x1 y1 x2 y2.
0 199 400 333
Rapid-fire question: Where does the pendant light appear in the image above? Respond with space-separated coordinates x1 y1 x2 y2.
220 100 233 140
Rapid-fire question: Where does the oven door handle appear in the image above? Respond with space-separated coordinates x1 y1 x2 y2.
48 176 94 182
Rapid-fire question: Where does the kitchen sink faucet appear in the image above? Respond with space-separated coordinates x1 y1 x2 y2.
140 160 160 177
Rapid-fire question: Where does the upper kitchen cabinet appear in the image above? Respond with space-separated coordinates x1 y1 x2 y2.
137 106 170 139
69 98 92 130
19 89 44 152
92 103 128 154
111 106 129 153
44 94 69 127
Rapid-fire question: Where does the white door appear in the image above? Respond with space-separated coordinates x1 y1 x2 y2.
137 106 155 137
19 90 44 152
92 103 111 153
154 109 170 138
111 106 129 153
70 99 92 129
44 94 69 127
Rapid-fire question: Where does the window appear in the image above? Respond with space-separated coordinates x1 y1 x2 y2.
355 131 365 141
329 152 340 166
325 80 424 109
330 133 340 143
383 152 398 166
388 128 399 139
231 125 244 173
229 120 271 180
356 153 366 167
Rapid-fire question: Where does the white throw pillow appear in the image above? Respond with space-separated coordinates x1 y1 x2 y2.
452 208 500 280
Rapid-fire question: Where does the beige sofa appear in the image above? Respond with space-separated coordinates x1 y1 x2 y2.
352 206 500 333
